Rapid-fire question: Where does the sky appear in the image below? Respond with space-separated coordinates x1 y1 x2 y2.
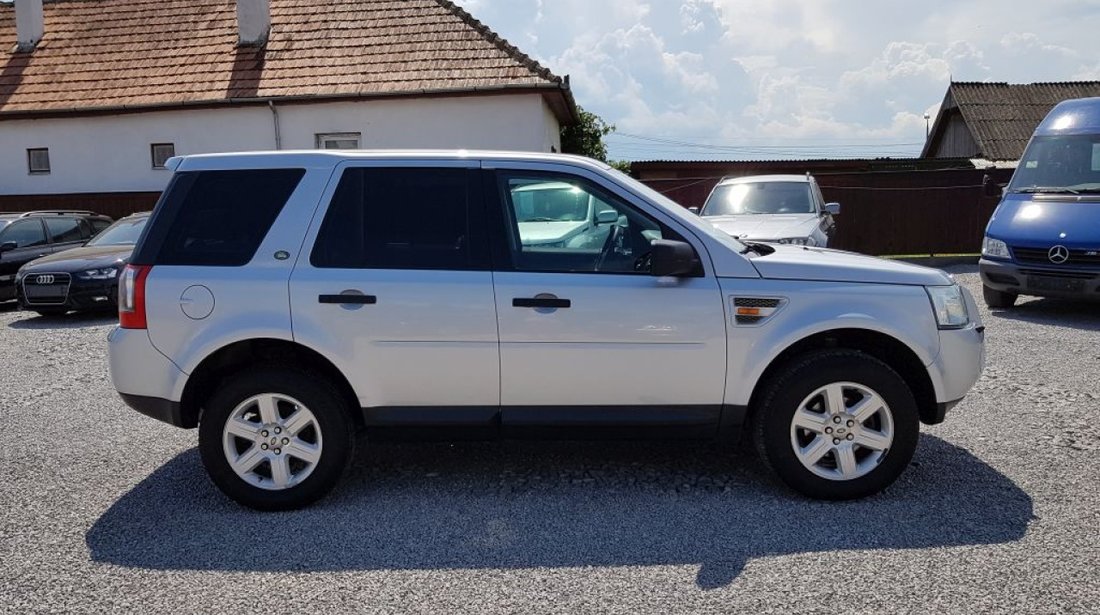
454 0 1100 162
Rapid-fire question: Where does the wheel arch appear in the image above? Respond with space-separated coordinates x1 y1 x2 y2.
746 328 940 427
178 338 361 429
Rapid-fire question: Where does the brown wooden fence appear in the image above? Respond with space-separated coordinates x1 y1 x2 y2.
638 167 1015 255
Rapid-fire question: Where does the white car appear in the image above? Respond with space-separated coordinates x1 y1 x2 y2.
512 180 620 248
108 150 984 511
700 174 840 247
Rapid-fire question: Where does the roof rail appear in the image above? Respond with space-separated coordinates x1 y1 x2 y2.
19 210 97 218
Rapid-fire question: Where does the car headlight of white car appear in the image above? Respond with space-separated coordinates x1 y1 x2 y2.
926 284 970 329
775 237 817 247
77 267 119 280
982 236 1010 259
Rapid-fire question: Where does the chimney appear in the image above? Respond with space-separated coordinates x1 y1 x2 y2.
236 0 271 47
14 0 44 52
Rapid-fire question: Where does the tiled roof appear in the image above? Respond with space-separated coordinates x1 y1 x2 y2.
0 0 575 120
925 81 1100 160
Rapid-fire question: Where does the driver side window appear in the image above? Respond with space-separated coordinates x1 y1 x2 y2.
498 172 667 274
0 219 48 248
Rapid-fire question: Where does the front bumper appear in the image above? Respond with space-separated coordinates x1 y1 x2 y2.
980 258 1100 300
16 274 118 312
924 287 985 423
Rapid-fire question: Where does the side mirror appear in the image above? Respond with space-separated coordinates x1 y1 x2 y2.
596 210 619 224
687 206 701 215
650 239 699 277
0 241 16 253
824 203 840 215
983 174 1003 198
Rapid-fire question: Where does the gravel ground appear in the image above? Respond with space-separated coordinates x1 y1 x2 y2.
1 265 1098 614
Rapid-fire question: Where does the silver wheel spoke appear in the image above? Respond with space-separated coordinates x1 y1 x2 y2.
257 395 280 424
231 445 266 474
226 418 261 440
855 429 892 451
285 439 321 464
793 409 829 434
270 455 291 489
835 444 858 478
850 395 883 423
799 436 832 466
282 408 313 436
824 384 847 415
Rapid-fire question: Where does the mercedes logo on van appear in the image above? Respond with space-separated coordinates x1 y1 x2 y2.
34 274 55 285
1048 245 1070 264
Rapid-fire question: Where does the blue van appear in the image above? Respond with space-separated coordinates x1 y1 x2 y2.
980 97 1100 308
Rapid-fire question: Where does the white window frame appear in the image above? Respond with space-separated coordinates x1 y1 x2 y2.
316 133 361 150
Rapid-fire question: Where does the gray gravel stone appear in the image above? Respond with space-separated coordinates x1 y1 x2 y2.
1 266 1097 613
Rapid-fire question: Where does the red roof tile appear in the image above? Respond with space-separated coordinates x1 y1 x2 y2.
0 0 575 121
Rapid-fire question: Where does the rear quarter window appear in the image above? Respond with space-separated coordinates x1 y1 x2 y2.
135 169 305 266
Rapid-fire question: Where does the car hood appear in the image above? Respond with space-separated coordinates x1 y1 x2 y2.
703 213 819 240
518 221 589 245
21 244 133 273
747 244 953 286
987 193 1100 249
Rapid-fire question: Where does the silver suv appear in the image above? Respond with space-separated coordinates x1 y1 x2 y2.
109 151 985 510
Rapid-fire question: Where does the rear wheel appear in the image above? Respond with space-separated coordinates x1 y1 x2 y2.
198 366 354 511
752 350 919 500
982 285 1017 308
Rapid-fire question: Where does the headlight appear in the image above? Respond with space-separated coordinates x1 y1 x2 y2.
982 236 1010 259
775 237 816 246
77 267 118 280
926 285 970 329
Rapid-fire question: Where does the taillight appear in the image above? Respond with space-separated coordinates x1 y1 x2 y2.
119 264 152 329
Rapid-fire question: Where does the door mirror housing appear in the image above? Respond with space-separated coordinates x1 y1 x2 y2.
983 174 1004 198
0 241 16 253
824 202 841 215
687 206 701 215
596 210 619 224
650 239 700 277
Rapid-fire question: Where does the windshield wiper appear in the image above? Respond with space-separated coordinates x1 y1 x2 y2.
740 241 775 256
1013 186 1080 194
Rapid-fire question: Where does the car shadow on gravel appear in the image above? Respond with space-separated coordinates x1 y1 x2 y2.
988 298 1100 331
86 435 1032 589
6 311 116 330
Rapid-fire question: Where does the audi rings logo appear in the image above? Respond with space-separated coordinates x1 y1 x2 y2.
34 274 56 285
1048 245 1070 265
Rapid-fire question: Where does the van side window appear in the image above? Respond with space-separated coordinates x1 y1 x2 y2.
146 169 305 266
311 167 480 271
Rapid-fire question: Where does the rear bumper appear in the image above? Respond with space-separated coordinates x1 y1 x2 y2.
108 326 191 427
980 258 1100 300
118 393 192 428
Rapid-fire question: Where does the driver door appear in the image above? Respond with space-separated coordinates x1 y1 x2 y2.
488 167 728 430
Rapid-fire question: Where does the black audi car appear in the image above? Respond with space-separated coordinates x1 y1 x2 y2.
16 212 150 316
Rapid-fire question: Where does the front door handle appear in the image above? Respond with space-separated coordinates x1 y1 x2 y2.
513 296 571 309
319 293 377 305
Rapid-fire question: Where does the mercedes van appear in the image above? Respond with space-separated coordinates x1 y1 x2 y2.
980 97 1100 307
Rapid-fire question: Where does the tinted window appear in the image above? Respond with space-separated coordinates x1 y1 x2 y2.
88 216 149 246
149 169 304 266
0 219 47 248
90 219 112 234
45 217 84 243
702 182 814 216
311 167 477 270
498 172 670 274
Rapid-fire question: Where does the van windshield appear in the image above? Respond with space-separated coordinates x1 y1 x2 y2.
1009 134 1100 194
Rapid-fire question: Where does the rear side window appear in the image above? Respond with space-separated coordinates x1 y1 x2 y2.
310 167 483 270
45 217 84 243
139 169 304 266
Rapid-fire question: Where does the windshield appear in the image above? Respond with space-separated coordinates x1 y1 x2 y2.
1009 134 1100 193
702 181 815 216
87 216 149 246
511 181 591 222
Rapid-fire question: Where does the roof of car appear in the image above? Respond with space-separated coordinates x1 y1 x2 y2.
172 150 612 173
716 174 812 185
0 210 110 219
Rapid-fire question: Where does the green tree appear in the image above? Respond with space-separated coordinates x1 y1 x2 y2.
560 106 629 172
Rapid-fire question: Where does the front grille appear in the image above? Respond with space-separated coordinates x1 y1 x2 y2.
21 272 71 305
1018 268 1098 280
1012 246 1100 267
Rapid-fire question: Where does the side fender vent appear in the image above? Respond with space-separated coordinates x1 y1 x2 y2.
732 296 787 326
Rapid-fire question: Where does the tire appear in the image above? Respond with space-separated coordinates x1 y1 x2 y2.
982 285 1017 309
198 366 355 511
33 307 69 317
752 350 920 500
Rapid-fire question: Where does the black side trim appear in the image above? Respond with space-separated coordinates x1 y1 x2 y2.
922 398 962 425
319 294 377 305
119 393 195 429
717 404 748 444
360 405 499 427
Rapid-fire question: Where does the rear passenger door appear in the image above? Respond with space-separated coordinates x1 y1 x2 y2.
289 162 500 422
44 217 86 253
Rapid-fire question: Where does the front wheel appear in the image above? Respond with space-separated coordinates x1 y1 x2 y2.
982 285 1017 309
752 350 920 500
198 366 354 511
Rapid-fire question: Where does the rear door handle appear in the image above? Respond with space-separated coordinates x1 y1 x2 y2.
513 297 571 309
319 294 377 305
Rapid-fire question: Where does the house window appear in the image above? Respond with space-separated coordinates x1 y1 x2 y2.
316 133 361 150
27 148 50 174
151 143 176 169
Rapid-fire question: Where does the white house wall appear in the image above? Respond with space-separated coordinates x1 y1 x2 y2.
0 93 561 195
